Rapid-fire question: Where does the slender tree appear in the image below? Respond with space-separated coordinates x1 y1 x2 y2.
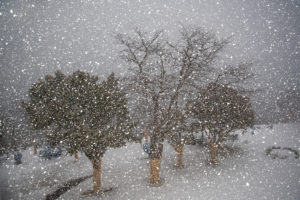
33 139 37 155
165 120 189 168
116 27 228 184
187 82 254 164
22 70 135 193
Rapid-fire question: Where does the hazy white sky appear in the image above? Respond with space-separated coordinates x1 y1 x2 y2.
0 0 299 107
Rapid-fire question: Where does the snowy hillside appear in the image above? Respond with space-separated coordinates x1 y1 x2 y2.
1 123 300 200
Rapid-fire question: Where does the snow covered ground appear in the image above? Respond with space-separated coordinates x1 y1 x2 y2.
1 123 300 200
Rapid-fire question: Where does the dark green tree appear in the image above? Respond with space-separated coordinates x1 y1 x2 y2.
187 83 255 164
22 70 134 193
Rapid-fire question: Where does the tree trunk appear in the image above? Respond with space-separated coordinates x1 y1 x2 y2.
91 159 102 193
149 158 161 184
210 143 218 164
149 134 164 159
144 129 149 143
149 134 164 184
33 139 37 155
74 151 78 162
174 144 184 168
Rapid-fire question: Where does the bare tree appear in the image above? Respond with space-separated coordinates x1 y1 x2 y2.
116 26 227 184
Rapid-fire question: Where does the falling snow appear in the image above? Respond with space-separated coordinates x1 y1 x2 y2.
0 0 299 199
1 124 300 199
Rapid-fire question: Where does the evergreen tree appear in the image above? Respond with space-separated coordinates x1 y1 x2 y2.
22 70 134 193
187 83 255 164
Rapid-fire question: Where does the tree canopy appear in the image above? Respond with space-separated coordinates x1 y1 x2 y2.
22 70 134 160
116 27 228 158
188 82 254 134
187 82 255 163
